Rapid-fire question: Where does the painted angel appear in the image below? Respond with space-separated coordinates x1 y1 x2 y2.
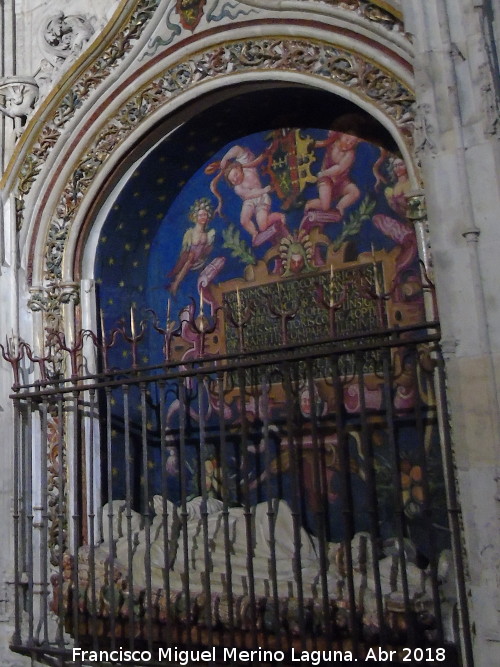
168 198 216 296
206 144 286 246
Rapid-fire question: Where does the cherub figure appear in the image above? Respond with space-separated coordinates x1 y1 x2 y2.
206 144 285 245
372 156 417 297
305 131 361 217
382 156 410 217
168 198 215 296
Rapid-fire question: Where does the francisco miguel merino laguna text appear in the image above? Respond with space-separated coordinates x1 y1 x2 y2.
72 646 364 664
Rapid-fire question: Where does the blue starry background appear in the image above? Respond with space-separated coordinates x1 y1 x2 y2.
94 88 398 509
94 87 398 347
91 87 449 552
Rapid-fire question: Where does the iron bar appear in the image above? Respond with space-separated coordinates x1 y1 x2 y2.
197 375 213 639
282 360 306 648
159 379 172 645
411 349 443 643
70 388 81 649
217 371 235 645
355 351 385 644
305 359 331 643
178 378 192 649
123 385 135 648
12 394 21 646
330 354 359 657
380 345 414 647
26 397 34 646
262 373 281 649
87 388 98 650
140 381 154 650
38 397 50 645
55 395 65 648
104 386 117 649
8 333 443 406
237 362 257 648
9 321 442 396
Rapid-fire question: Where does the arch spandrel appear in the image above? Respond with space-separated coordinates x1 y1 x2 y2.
1 0 164 195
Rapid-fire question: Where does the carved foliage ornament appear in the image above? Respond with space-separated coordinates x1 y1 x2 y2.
42 13 95 64
28 282 80 333
38 37 414 317
47 411 68 565
15 0 161 230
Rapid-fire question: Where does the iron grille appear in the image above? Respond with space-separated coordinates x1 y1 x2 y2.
6 320 471 666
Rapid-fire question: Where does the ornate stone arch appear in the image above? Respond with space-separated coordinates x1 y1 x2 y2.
15 16 418 337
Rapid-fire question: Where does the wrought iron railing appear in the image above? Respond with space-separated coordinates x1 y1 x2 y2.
4 314 472 666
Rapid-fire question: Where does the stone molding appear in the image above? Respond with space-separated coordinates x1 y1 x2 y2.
145 0 406 59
